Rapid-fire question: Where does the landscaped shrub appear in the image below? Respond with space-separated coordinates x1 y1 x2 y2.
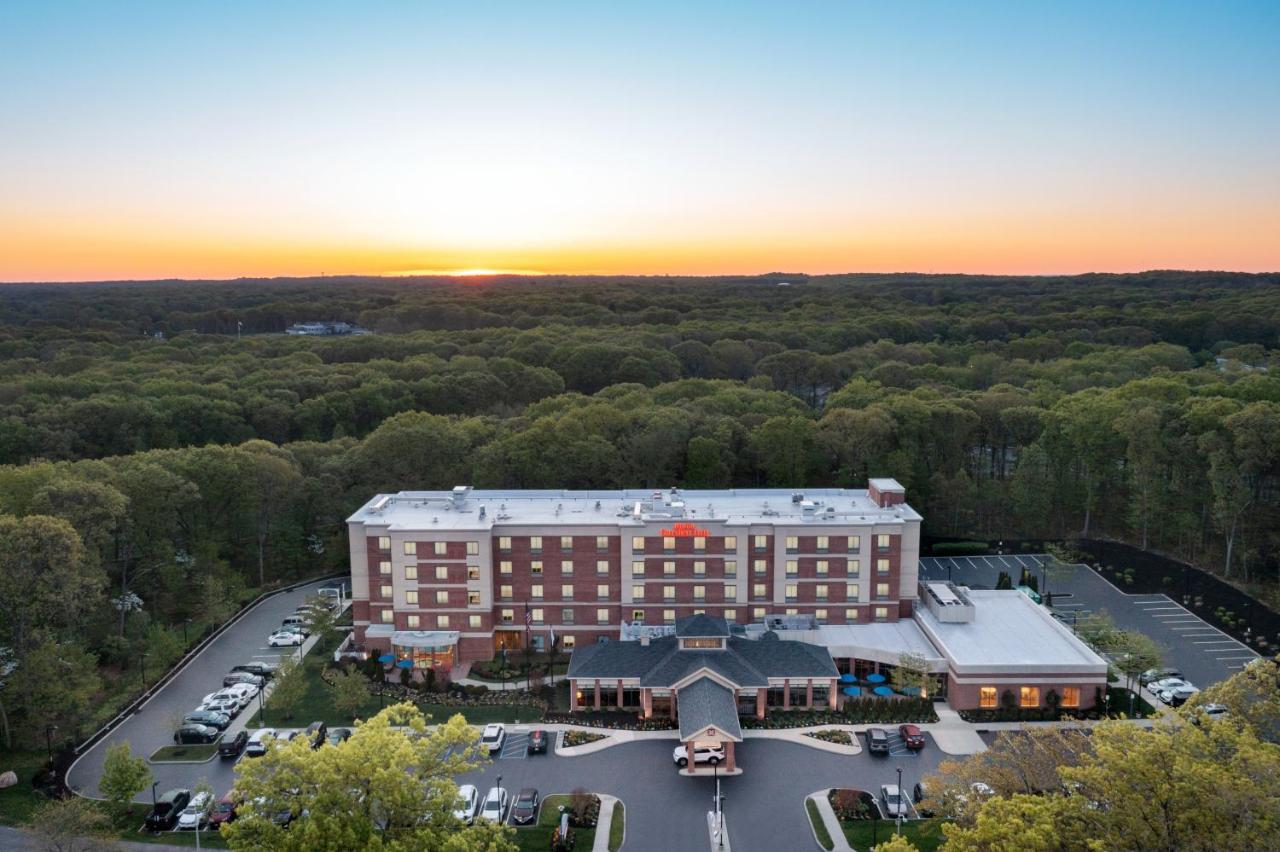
568 788 599 827
931 541 988 556
562 730 606 748
829 788 874 821
803 729 853 745
550 826 576 851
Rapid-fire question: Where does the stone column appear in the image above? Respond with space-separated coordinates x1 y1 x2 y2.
569 680 578 712
725 741 736 772
616 679 624 708
670 689 678 720
805 678 814 709
828 678 839 709
783 679 791 709
685 740 696 768
594 679 601 710
756 689 766 720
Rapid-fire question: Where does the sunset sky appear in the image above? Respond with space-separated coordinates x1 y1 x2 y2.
2 1 1278 281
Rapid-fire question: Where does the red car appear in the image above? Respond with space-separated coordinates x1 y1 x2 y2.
208 794 238 828
899 724 926 750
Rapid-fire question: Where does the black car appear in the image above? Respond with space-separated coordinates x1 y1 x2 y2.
231 662 278 679
326 727 352 747
527 730 547 755
511 788 540 825
183 710 231 730
174 724 220 744
223 672 265 689
144 788 191 831
219 730 249 758
305 721 328 749
867 728 890 754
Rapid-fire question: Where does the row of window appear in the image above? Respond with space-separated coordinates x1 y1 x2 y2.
978 685 1081 709
380 579 896 604
377 534 897 557
374 604 896 629
379 559 888 582
499 535 612 552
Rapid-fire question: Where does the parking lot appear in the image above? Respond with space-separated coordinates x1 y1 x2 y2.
919 554 1259 690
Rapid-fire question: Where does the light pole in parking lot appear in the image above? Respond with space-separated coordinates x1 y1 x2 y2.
151 781 158 808
44 725 57 766
140 652 150 689
182 618 192 647
896 766 903 835
258 686 267 726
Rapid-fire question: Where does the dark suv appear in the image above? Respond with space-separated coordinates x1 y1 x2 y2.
145 788 192 831
527 730 547 755
305 721 328 749
867 728 890 754
232 662 278 679
174 724 220 744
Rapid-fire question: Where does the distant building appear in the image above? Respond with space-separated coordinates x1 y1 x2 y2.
285 321 369 336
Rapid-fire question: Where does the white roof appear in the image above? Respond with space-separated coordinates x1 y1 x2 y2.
867 478 905 492
754 620 946 671
915 590 1107 675
348 488 922 531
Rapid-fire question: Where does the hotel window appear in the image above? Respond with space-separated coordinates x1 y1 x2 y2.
498 536 512 552
694 536 706 553
876 534 891 552
562 583 574 599
752 583 767 598
693 585 706 601
816 536 829 553
597 608 610 624
433 541 447 556
469 614 482 628
377 536 391 551
876 558 890 575
753 535 767 552
1061 687 1080 708
693 608 706 616
435 590 449 605
596 584 609 600
753 606 767 620
785 608 798 616
632 609 644 622
437 614 450 628
873 606 889 620
468 565 480 581
663 585 676 601
632 561 645 576
405 590 418 605
1020 687 1040 708
724 536 737 550
663 561 676 576
530 608 544 623
468 591 481 606
848 535 861 551
434 565 448 580
663 609 676 624
562 635 576 649
530 536 542 553
406 614 420 628
816 560 828 576
688 561 704 578
467 541 479 555
815 584 829 601
753 559 767 575
844 608 857 621
379 560 391 575
560 535 573 550
815 608 828 623
785 583 798 602
846 582 859 600
531 584 543 599
596 536 609 552
531 560 543 575
499 584 513 600
632 585 645 601
785 536 798 553
786 560 798 577
501 609 515 624
379 584 393 599
562 560 574 574
596 560 609 575
876 582 890 599
380 609 393 623
724 609 737 622
724 584 737 599
403 541 417 556
404 565 418 580
979 687 998 708
632 536 645 552
499 560 512 575
663 536 676 552
848 559 861 576
724 560 737 577
562 608 575 624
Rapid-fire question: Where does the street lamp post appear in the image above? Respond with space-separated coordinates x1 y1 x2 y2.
140 652 150 690
182 618 192 647
45 725 57 765
151 781 158 808
258 685 267 726
896 766 903 835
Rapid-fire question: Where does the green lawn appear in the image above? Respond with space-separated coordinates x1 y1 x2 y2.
840 817 947 851
512 794 597 852
0 751 51 825
148 743 221 762
805 798 834 850
608 801 624 851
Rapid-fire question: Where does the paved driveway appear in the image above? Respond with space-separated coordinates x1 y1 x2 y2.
919 555 1259 689
66 580 334 801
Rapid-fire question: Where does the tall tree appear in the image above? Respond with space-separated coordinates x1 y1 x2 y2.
0 514 100 657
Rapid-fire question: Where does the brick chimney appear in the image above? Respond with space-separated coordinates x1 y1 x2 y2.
867 478 906 508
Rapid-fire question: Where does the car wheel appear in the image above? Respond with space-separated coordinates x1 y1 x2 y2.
708 757 720 765
676 758 688 767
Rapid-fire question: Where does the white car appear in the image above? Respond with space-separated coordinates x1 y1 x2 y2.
1150 677 1191 693
246 728 278 757
1196 703 1229 722
880 784 908 818
221 683 260 704
177 791 211 830
201 688 253 712
197 697 240 718
479 786 508 823
672 744 724 767
480 724 505 755
454 784 480 824
1158 685 1199 706
268 629 305 647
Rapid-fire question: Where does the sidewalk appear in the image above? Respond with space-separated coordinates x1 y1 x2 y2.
807 790 853 852
592 794 619 852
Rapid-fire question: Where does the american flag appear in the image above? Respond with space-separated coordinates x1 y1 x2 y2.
524 604 532 630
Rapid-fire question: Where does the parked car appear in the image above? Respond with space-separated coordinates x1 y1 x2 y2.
912 781 933 816
1158 685 1199 706
219 730 249 758
511 788 540 825
1140 667 1183 687
268 629 305 647
479 786 508 823
1192 703 1229 724
304 721 328 749
480 724 506 755
177 791 212 830
326 727 352 747
183 710 231 730
454 784 480 824
867 728 891 754
144 788 191 831
527 730 547 755
880 784 908 818
223 672 266 688
221 683 260 703
208 794 238 828
1150 677 1191 693
672 744 724 767
899 724 926 749
245 728 277 757
280 615 311 634
198 697 240 718
232 662 278 679
174 724 219 744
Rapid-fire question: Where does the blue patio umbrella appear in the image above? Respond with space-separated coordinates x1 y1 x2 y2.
841 686 862 697
865 673 887 684
872 685 894 697
840 673 857 683
395 658 415 669
377 654 394 664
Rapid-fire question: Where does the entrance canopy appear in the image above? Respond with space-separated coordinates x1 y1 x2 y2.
677 677 743 743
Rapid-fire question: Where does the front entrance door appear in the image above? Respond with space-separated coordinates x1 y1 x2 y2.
494 632 523 651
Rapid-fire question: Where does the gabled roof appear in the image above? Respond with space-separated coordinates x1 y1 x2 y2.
676 613 730 638
677 677 743 742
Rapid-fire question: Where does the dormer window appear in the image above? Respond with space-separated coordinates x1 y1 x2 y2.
679 637 725 651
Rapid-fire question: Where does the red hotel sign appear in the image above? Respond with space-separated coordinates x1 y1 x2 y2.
660 522 710 538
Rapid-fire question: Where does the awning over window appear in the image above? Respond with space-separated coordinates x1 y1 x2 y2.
364 625 460 649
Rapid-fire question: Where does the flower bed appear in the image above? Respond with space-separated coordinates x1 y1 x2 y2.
803 729 854 745
544 712 676 731
562 730 606 748
741 697 937 729
828 788 878 821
